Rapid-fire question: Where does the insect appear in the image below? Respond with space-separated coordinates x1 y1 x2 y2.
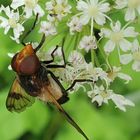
6 14 91 140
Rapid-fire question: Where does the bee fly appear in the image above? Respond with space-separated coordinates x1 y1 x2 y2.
6 14 90 140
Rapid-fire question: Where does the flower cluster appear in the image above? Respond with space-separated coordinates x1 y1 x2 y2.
1 0 139 112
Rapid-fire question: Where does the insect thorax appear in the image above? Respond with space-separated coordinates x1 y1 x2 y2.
18 65 49 97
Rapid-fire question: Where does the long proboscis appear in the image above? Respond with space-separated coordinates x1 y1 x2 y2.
48 92 89 140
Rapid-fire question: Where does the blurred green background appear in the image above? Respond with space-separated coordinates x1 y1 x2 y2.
0 0 140 140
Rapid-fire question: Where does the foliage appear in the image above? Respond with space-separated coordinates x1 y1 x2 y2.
0 0 140 140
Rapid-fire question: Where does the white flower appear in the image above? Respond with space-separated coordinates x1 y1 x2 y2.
131 39 140 71
0 6 24 42
79 35 97 52
68 50 85 65
67 16 83 35
76 0 110 25
111 94 135 112
88 85 111 105
115 0 140 21
86 63 111 84
120 54 133 64
54 51 91 87
101 21 138 54
47 14 57 23
120 39 140 71
88 84 135 111
39 21 57 37
108 66 132 84
11 0 44 18
46 0 71 21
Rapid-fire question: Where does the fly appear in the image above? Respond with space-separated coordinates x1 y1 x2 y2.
6 14 91 140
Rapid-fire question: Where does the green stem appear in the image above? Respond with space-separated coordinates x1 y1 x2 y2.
98 44 112 71
93 50 100 67
91 50 95 66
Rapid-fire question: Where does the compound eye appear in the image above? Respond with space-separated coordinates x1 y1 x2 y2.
19 55 40 75
11 53 19 72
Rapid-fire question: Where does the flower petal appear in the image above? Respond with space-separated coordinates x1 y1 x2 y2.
131 39 139 52
76 1 88 11
132 61 140 71
104 40 115 53
117 73 132 84
24 7 33 18
11 0 24 9
111 94 135 112
100 28 112 38
95 13 106 25
123 27 138 37
79 14 90 25
90 0 98 5
119 39 131 52
99 3 110 13
91 95 103 106
115 0 127 9
125 8 136 21
4 25 10 34
136 6 140 14
111 21 121 32
0 16 8 28
120 54 133 64
34 4 45 17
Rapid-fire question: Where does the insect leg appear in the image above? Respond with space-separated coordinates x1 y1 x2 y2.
46 39 67 68
21 13 39 46
66 79 93 91
42 45 59 64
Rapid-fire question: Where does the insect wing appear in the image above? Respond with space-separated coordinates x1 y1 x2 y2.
6 78 35 113
47 90 89 140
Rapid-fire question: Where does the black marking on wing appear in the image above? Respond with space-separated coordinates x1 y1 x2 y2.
6 79 35 113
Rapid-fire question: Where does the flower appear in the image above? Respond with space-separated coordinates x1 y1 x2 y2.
68 50 85 65
67 16 83 35
101 21 138 54
86 63 111 85
0 6 24 42
120 39 140 71
131 39 140 71
79 35 97 52
111 93 135 112
107 66 132 84
76 0 110 25
53 51 91 89
11 0 44 18
39 21 57 36
46 0 71 21
88 84 135 111
115 0 140 21
88 85 111 105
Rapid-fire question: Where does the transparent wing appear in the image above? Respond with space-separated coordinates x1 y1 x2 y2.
6 78 35 113
47 89 89 140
